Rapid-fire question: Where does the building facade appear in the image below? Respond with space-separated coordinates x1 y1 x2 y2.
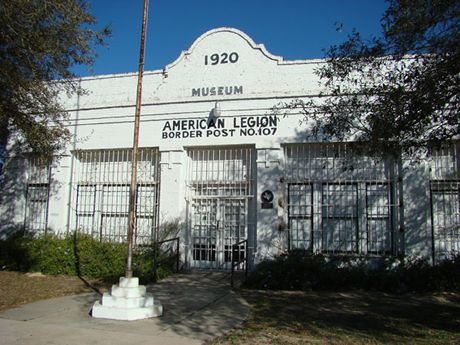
1 28 459 268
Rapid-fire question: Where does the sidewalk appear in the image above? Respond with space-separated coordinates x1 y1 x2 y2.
0 272 250 345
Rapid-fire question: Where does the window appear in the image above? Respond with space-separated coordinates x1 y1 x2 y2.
322 183 358 253
430 142 460 261
72 148 159 244
25 158 50 233
287 184 313 251
284 143 398 255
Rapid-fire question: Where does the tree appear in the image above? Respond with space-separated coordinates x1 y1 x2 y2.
0 0 110 159
287 0 459 158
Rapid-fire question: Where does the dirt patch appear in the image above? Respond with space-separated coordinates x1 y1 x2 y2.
0 271 110 312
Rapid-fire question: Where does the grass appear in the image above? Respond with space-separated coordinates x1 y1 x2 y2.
209 289 460 345
0 271 109 312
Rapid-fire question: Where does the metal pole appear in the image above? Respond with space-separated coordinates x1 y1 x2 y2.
126 0 149 278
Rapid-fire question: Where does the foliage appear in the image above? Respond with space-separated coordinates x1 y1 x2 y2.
157 217 182 242
283 0 460 158
244 251 460 292
0 0 110 158
0 232 176 283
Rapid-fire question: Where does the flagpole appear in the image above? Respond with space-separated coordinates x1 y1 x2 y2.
126 0 149 278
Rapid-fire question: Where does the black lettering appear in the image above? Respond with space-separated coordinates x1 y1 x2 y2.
229 52 239 63
208 118 216 128
234 86 243 94
199 119 207 129
262 128 271 135
210 53 219 65
190 85 243 97
163 121 171 131
172 120 180 130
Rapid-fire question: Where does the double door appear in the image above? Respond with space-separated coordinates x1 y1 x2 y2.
190 196 247 270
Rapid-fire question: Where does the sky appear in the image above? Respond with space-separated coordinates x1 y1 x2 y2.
74 0 389 77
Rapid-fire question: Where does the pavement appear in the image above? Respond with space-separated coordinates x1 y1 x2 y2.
0 272 250 345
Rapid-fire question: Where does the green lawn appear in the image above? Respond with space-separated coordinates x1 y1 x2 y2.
210 289 460 345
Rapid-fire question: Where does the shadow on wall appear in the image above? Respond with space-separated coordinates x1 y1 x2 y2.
0 143 29 238
401 162 432 260
0 124 439 264
253 124 437 263
255 127 318 261
0 142 62 239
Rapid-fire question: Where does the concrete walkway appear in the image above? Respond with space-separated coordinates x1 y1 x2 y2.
0 272 250 345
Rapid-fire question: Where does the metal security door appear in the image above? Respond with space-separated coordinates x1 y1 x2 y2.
187 147 254 270
191 197 247 269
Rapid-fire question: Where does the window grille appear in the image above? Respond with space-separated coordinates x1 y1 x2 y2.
72 148 159 244
284 143 398 255
322 183 359 253
287 183 313 251
366 183 392 253
430 142 460 261
24 158 50 233
186 147 254 269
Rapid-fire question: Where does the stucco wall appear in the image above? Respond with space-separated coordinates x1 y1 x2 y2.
1 27 446 266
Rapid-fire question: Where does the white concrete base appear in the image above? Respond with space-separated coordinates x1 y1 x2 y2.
91 277 163 321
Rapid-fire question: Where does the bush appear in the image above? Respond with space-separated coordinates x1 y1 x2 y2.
0 232 176 283
244 252 460 293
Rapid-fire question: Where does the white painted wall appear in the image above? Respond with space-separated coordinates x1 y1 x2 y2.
1 27 449 265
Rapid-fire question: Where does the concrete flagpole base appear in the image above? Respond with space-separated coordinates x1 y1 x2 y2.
91 277 163 321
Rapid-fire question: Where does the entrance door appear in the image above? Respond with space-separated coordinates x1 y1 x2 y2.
187 147 254 270
191 196 247 269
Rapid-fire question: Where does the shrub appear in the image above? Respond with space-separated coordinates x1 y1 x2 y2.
244 252 460 293
0 232 177 283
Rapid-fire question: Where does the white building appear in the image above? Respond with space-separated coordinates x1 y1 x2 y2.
1 28 459 269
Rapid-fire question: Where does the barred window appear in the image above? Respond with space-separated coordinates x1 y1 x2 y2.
430 142 460 262
25 158 50 233
284 143 398 256
72 148 160 244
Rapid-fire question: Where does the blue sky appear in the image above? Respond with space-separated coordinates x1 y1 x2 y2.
75 0 388 77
